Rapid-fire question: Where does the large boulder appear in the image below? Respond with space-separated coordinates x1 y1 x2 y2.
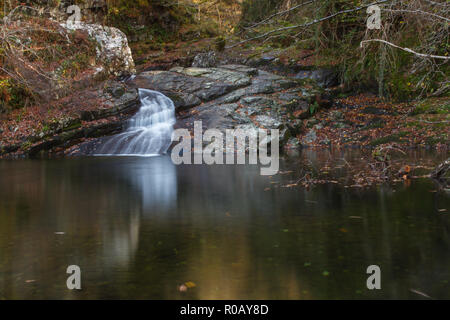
61 22 136 76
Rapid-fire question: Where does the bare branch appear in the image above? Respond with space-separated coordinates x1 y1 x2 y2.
360 39 450 60
383 8 450 22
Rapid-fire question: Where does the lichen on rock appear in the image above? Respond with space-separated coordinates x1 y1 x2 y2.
61 22 136 76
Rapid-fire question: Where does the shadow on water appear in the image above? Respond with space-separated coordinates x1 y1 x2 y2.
0 150 449 299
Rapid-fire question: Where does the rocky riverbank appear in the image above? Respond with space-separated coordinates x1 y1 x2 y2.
1 60 448 158
0 15 448 159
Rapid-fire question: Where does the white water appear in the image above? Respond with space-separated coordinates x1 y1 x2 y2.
94 89 175 156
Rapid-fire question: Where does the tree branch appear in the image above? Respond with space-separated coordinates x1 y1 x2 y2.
360 39 450 60
383 8 450 22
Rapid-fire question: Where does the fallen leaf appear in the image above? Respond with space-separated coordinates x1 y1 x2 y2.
178 284 187 292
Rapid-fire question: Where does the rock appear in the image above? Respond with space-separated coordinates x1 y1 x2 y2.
314 124 323 130
321 137 331 146
278 93 302 102
218 65 258 76
286 137 301 149
362 106 392 115
332 121 350 129
248 55 277 67
192 51 217 68
172 67 252 87
80 85 139 121
219 88 248 103
330 110 344 120
295 68 339 88
307 119 319 128
105 84 126 98
302 130 317 144
130 69 245 106
61 22 135 76
164 92 201 110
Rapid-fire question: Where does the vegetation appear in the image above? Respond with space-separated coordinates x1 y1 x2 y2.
236 0 449 101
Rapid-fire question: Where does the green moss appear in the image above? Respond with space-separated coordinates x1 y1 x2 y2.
21 141 32 151
369 131 409 146
410 99 450 116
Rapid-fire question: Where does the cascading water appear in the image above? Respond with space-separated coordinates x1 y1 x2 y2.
94 89 175 156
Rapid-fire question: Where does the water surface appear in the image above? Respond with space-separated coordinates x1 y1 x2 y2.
0 151 449 299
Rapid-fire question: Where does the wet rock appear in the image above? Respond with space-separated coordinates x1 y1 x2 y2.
164 92 201 110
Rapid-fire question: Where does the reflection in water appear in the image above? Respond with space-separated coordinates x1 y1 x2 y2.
0 151 449 299
127 156 177 213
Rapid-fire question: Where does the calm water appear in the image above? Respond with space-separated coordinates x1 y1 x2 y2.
0 151 449 299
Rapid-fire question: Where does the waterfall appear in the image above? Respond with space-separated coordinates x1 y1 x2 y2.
94 89 175 156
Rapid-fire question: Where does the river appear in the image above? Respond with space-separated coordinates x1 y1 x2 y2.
0 150 449 299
